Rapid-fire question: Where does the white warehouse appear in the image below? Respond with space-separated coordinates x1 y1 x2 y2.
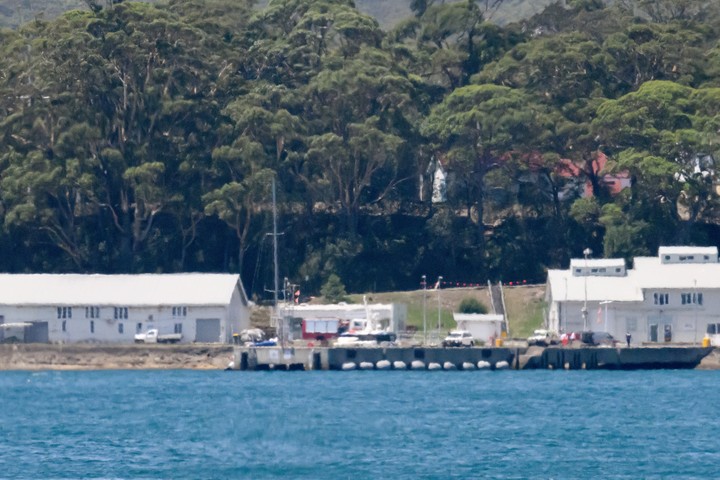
546 246 720 344
0 273 251 344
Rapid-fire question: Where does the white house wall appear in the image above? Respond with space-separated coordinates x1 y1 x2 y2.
454 321 503 343
551 291 715 344
227 285 251 342
0 304 238 344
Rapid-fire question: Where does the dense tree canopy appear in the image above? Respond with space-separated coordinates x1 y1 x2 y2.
2 0 720 299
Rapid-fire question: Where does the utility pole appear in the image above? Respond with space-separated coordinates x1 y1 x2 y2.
437 275 443 333
421 275 427 345
582 248 591 332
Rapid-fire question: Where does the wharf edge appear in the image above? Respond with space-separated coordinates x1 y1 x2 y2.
231 345 714 371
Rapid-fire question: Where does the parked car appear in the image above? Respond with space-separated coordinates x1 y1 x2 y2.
580 331 618 346
527 329 559 346
442 330 475 347
134 329 183 344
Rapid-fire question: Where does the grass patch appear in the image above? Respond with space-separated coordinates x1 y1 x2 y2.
346 284 545 337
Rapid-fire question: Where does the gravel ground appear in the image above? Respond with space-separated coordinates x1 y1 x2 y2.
0 343 235 370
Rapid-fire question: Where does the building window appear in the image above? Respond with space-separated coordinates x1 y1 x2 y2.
626 318 637 331
85 306 100 319
615 268 621 273
653 293 669 305
575 268 581 274
681 293 703 305
114 307 128 319
62 320 66 332
90 320 94 334
118 323 124 334
174 323 183 334
136 323 143 333
57 307 72 319
172 306 187 317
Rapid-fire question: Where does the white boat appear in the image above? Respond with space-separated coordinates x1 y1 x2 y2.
334 296 397 347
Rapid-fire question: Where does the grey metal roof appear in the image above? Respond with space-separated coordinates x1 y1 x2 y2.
547 269 642 303
0 273 244 306
569 258 625 269
658 246 718 256
549 252 720 303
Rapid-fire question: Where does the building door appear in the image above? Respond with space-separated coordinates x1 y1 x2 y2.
195 318 221 343
650 324 658 342
25 322 49 343
663 324 672 342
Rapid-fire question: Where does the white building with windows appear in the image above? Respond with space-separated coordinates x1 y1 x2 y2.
546 246 719 344
0 273 250 344
278 302 407 339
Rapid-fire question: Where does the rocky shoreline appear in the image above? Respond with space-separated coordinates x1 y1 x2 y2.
0 344 235 370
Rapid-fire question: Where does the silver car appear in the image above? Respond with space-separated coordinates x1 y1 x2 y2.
442 330 475 347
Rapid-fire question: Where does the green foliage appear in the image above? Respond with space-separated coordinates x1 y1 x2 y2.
458 297 487 314
320 273 349 303
3 0 720 299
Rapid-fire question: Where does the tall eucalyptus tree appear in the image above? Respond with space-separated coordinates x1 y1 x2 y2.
592 80 720 248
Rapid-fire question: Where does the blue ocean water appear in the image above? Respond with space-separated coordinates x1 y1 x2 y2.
0 369 717 479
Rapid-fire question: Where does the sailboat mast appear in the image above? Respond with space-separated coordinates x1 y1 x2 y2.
272 177 284 345
273 177 279 311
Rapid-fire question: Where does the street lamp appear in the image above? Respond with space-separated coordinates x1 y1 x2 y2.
437 276 443 332
582 248 592 331
421 275 427 345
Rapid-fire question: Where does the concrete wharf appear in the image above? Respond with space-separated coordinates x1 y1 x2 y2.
230 345 713 371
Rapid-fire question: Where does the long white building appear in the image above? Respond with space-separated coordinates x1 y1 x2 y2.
0 273 250 344
546 246 720 344
277 301 407 340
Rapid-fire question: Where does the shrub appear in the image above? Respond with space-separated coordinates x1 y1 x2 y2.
320 274 348 303
458 297 488 314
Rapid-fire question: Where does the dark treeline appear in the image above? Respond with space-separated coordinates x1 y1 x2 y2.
2 0 720 301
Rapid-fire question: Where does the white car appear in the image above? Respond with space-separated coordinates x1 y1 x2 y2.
527 329 559 346
442 330 475 347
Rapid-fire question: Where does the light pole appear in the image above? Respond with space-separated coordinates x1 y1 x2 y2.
421 275 427 345
582 248 592 331
437 276 443 332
